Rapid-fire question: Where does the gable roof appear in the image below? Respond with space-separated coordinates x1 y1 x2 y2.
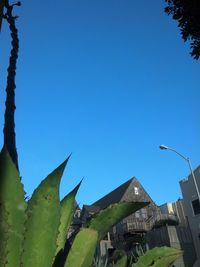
92 177 157 210
92 177 135 210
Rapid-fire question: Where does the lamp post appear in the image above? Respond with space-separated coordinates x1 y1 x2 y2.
159 145 200 202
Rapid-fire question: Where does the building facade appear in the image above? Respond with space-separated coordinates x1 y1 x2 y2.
71 176 198 266
81 177 160 255
180 165 200 266
159 199 188 227
81 178 192 259
147 199 196 267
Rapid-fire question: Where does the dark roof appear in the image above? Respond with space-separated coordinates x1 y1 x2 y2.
92 177 135 210
82 205 100 214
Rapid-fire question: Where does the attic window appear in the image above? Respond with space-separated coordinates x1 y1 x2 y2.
134 186 139 195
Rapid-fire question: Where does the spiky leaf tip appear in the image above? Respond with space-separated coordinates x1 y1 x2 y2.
56 179 82 254
21 156 70 267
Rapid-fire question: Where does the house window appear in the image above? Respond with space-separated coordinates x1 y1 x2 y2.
134 186 139 195
191 199 200 215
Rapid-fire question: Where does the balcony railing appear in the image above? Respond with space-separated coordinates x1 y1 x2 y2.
124 214 179 232
148 213 179 229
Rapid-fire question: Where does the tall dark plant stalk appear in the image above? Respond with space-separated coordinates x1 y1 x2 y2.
0 0 6 30
3 0 21 171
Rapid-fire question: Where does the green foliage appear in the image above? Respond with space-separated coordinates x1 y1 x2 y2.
21 157 70 267
112 250 128 267
64 228 98 267
0 148 27 267
152 218 178 229
132 246 182 267
114 255 127 267
88 202 149 240
66 202 149 267
92 246 182 267
56 179 82 255
0 148 150 267
93 253 108 267
148 254 181 267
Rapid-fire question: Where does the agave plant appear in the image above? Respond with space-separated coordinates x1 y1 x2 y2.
132 246 182 267
92 245 182 267
0 148 149 267
0 2 183 267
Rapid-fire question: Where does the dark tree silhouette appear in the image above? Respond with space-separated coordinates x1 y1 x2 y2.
2 0 21 170
165 0 200 59
0 0 5 30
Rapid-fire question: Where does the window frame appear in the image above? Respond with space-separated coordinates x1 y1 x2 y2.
191 198 200 216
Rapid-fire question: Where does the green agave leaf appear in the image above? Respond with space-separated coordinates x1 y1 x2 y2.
112 250 128 267
132 246 182 267
0 148 27 267
64 228 98 267
88 202 149 240
21 156 70 267
151 254 182 267
109 249 126 266
115 255 127 267
56 179 82 254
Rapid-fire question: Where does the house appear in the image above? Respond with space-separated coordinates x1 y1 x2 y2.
81 177 160 255
78 177 197 267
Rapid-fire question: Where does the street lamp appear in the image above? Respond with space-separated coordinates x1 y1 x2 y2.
159 144 200 202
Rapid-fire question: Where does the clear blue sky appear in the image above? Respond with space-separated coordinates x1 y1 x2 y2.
0 0 199 207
